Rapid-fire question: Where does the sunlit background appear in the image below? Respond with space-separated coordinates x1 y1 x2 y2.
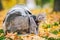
0 0 60 40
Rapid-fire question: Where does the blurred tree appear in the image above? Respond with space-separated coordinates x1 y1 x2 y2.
26 0 36 9
0 0 3 11
41 0 50 7
35 0 41 8
53 0 60 12
35 0 51 8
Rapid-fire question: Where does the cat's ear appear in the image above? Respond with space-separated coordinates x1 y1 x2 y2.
36 13 46 22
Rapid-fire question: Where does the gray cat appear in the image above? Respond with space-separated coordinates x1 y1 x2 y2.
3 5 46 35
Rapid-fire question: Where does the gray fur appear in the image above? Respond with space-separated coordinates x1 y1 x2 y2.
3 5 46 35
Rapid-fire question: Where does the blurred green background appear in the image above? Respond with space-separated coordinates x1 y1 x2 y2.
0 0 54 9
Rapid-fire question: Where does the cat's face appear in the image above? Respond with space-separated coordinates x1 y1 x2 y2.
37 13 46 22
